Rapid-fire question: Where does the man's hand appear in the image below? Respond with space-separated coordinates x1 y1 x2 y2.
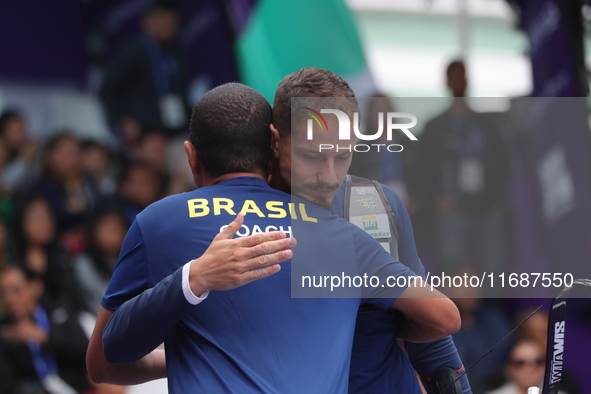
1 318 48 344
87 307 167 385
189 213 296 295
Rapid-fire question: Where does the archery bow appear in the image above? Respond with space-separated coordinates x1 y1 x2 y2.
439 278 591 394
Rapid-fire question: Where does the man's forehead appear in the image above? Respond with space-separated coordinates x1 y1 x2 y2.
291 116 354 141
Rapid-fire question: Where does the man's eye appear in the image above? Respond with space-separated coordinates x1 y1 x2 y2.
304 155 320 161
337 154 351 161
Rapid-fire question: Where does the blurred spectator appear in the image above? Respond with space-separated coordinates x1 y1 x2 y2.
416 60 510 274
0 216 16 321
117 160 163 222
134 130 169 171
74 209 129 314
511 308 581 393
0 217 12 271
0 264 90 394
515 308 549 346
167 133 197 196
100 0 190 150
164 164 192 197
88 382 127 394
134 130 191 196
485 340 563 394
81 140 119 198
12 195 83 309
0 109 39 193
29 133 103 244
0 140 17 226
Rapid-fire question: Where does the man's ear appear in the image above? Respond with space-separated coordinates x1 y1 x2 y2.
270 123 280 159
184 141 200 175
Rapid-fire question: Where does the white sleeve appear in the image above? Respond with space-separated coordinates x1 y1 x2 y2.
182 261 210 305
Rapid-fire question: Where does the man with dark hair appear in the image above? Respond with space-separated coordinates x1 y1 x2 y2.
100 0 190 149
418 59 509 277
446 60 467 98
270 67 472 393
272 67 356 135
0 264 91 393
270 68 358 210
190 82 272 178
87 82 295 385
91 82 459 393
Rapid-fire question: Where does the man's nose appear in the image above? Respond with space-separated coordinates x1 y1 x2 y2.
317 159 338 186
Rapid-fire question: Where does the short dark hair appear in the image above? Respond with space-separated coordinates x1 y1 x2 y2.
81 139 108 153
118 159 163 188
41 132 80 179
446 59 465 79
273 67 357 135
1 263 42 283
189 83 272 178
0 109 24 136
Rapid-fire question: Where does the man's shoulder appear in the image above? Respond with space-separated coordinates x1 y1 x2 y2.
377 183 404 208
139 191 192 216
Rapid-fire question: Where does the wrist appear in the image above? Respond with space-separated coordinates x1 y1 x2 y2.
182 261 209 305
188 259 209 296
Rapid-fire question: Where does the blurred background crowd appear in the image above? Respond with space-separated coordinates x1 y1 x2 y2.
1 0 591 393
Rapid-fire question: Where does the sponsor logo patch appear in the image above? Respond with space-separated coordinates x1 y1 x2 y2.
357 198 377 210
355 187 376 196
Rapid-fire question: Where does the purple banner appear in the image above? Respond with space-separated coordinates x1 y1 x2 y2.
0 0 87 84
0 0 238 90
176 0 238 93
509 0 587 96
506 97 591 390
86 0 238 96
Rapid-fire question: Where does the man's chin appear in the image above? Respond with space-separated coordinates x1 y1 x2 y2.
292 191 332 209
311 197 331 210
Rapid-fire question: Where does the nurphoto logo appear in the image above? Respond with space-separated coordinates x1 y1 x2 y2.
302 107 418 152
